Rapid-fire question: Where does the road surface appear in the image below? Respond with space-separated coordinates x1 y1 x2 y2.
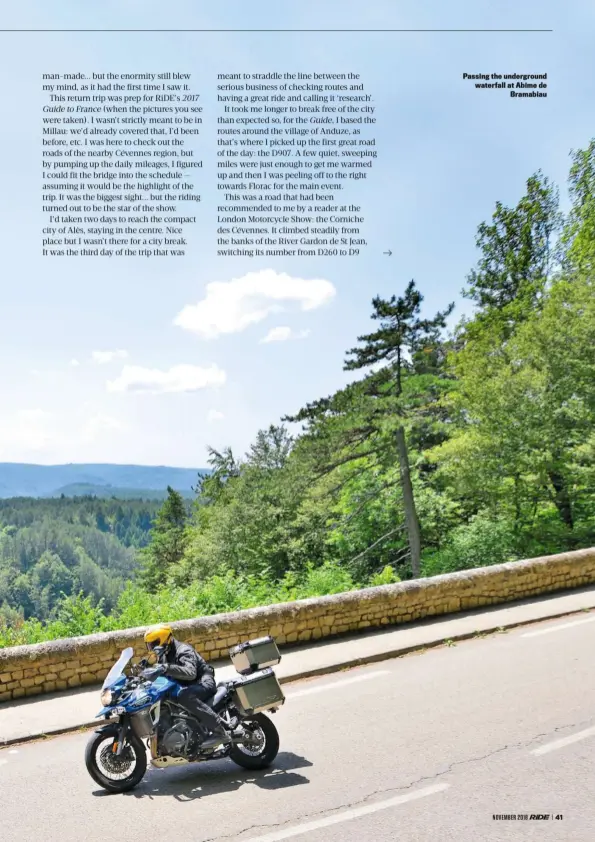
1 612 595 841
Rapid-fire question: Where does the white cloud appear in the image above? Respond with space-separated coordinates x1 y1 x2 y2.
81 415 128 443
107 364 226 395
207 409 225 422
0 409 56 454
260 326 311 344
70 359 80 367
92 349 128 365
174 269 336 339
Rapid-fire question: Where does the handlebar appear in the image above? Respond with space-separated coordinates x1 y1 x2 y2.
128 658 151 677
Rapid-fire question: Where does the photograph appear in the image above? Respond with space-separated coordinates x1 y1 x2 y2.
0 1 594 839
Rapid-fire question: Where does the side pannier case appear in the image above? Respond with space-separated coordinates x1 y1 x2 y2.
229 636 281 675
231 668 285 716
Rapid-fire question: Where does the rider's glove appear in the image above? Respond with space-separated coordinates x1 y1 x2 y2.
143 663 167 678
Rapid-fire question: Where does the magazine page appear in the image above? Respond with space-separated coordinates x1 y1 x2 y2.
0 1 593 839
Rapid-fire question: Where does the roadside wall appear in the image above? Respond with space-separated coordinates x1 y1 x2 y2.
1 547 594 703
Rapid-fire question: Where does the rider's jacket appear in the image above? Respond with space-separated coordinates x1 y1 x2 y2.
162 638 213 685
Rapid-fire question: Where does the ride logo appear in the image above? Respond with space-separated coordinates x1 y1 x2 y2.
492 813 563 821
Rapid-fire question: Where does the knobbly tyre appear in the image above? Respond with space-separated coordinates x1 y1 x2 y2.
84 636 285 793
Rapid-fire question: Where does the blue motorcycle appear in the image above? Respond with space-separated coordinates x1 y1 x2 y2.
85 637 286 793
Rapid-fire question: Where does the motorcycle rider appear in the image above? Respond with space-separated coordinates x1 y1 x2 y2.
144 624 231 750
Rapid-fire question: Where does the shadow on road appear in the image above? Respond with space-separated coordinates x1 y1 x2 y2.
92 751 313 801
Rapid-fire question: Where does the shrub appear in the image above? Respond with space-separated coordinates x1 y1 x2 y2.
370 565 401 586
421 513 517 577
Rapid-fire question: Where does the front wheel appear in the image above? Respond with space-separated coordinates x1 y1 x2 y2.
85 726 147 793
229 713 280 770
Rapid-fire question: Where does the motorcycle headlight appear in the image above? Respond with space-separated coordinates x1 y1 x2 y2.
100 689 114 706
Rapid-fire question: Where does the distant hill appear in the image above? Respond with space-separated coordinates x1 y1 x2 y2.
0 463 205 499
47 483 195 501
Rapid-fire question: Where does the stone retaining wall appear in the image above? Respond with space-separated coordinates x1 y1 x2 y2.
1 547 594 703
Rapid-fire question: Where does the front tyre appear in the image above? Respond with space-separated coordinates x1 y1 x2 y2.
229 713 280 770
84 726 147 793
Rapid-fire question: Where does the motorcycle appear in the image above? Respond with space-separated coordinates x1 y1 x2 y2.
85 636 286 793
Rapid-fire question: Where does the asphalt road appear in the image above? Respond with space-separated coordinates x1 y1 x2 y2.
1 613 595 841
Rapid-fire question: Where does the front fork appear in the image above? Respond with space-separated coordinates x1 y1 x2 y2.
110 719 130 756
93 720 132 758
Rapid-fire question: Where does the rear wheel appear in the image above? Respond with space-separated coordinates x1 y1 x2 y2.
229 713 279 770
85 727 147 793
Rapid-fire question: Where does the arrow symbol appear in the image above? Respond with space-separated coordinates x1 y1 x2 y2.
383 249 392 256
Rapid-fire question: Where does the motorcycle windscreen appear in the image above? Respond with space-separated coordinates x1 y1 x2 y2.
102 646 134 689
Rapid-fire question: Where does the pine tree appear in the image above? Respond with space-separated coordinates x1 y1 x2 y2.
139 487 189 590
343 281 454 576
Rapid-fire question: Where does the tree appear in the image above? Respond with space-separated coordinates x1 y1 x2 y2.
324 462 409 581
447 160 593 539
463 171 562 331
287 281 454 578
178 426 327 585
248 425 293 471
430 271 595 538
562 139 595 275
343 281 455 576
139 487 189 590
29 551 74 620
196 446 240 505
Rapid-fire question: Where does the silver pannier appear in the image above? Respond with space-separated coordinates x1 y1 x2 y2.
229 635 281 675
231 668 285 716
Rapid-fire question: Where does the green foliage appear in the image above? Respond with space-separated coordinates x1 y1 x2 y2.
370 565 401 586
430 271 595 534
284 281 456 578
0 496 159 622
324 463 408 580
421 513 517 576
48 592 107 638
562 140 595 275
0 591 107 646
463 170 562 325
139 487 190 590
0 560 364 648
174 426 330 586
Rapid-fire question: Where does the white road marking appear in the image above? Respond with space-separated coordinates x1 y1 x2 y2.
532 726 595 756
8 750 18 754
288 670 390 699
237 784 449 841
522 616 595 638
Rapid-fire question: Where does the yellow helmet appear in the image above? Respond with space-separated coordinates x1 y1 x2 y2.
144 624 173 651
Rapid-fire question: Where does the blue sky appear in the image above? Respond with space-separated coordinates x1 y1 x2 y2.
0 1 593 467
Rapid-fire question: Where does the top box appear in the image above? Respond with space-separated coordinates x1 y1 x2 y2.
229 635 282 675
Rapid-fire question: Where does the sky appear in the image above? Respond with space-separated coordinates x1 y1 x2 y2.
0 1 593 468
